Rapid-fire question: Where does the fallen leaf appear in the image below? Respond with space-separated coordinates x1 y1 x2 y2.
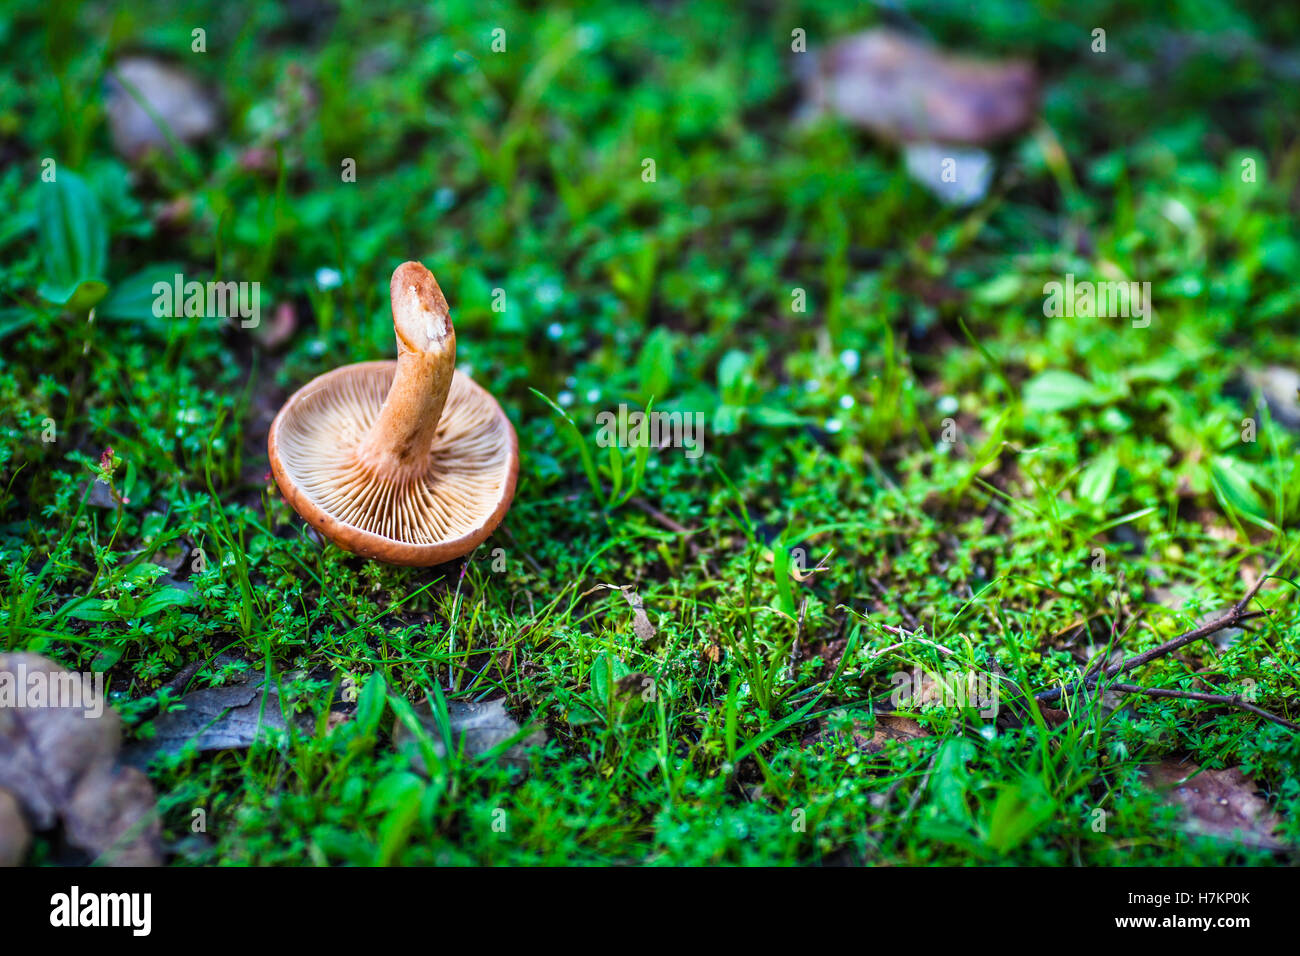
394 698 545 774
1147 759 1285 851
0 653 161 865
324 706 355 733
1244 366 1300 431
1022 708 1068 731
63 764 161 866
154 195 195 228
105 57 218 160
0 654 122 828
621 587 657 642
861 715 930 753
84 478 121 509
0 788 29 866
615 672 655 700
253 301 297 350
799 28 1038 146
804 714 930 753
126 681 288 765
586 583 658 641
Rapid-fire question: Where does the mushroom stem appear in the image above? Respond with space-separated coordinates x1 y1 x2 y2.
355 262 456 480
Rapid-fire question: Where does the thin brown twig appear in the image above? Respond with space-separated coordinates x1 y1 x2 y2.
629 497 693 537
1036 564 1278 706
787 597 808 682
1081 611 1147 679
1109 682 1300 731
629 497 717 571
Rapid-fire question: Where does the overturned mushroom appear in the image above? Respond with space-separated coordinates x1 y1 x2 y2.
268 262 518 566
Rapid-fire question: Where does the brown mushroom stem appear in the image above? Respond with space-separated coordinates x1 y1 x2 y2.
355 262 456 481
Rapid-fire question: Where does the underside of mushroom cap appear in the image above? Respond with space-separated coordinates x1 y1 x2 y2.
268 361 518 566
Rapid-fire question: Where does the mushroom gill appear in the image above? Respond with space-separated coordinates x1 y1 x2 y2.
275 363 512 544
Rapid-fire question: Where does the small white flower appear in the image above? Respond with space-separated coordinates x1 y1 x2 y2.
547 322 564 340
825 419 843 433
839 394 855 409
315 267 343 290
558 390 574 407
839 348 860 373
937 395 959 415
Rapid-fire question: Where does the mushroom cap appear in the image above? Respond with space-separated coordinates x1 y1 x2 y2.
267 361 518 566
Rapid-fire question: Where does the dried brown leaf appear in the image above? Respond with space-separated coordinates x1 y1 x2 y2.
105 57 218 160
861 715 930 753
0 653 161 865
0 654 122 829
621 587 656 642
253 301 298 351
64 764 161 867
1148 759 1285 851
804 714 930 753
800 28 1038 146
0 788 30 866
394 698 545 775
127 681 289 765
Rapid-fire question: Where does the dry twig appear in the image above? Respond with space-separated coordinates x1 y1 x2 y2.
1108 682 1299 731
1033 567 1294 730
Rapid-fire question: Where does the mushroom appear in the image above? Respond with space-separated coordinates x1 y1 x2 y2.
267 261 518 566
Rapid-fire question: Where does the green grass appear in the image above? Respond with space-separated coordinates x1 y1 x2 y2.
3 0 1300 865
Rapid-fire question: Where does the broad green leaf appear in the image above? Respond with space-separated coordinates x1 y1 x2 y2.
365 771 425 815
973 273 1022 305
712 404 744 434
772 538 796 618
750 405 809 428
590 652 629 707
636 327 674 403
354 672 388 736
985 777 1055 853
99 262 185 321
606 441 624 502
37 170 109 308
91 645 124 671
1078 449 1119 506
66 279 109 312
1210 455 1268 519
717 349 750 395
1022 370 1101 413
566 705 599 726
928 739 976 824
134 586 198 617
58 595 118 622
1124 356 1186 383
